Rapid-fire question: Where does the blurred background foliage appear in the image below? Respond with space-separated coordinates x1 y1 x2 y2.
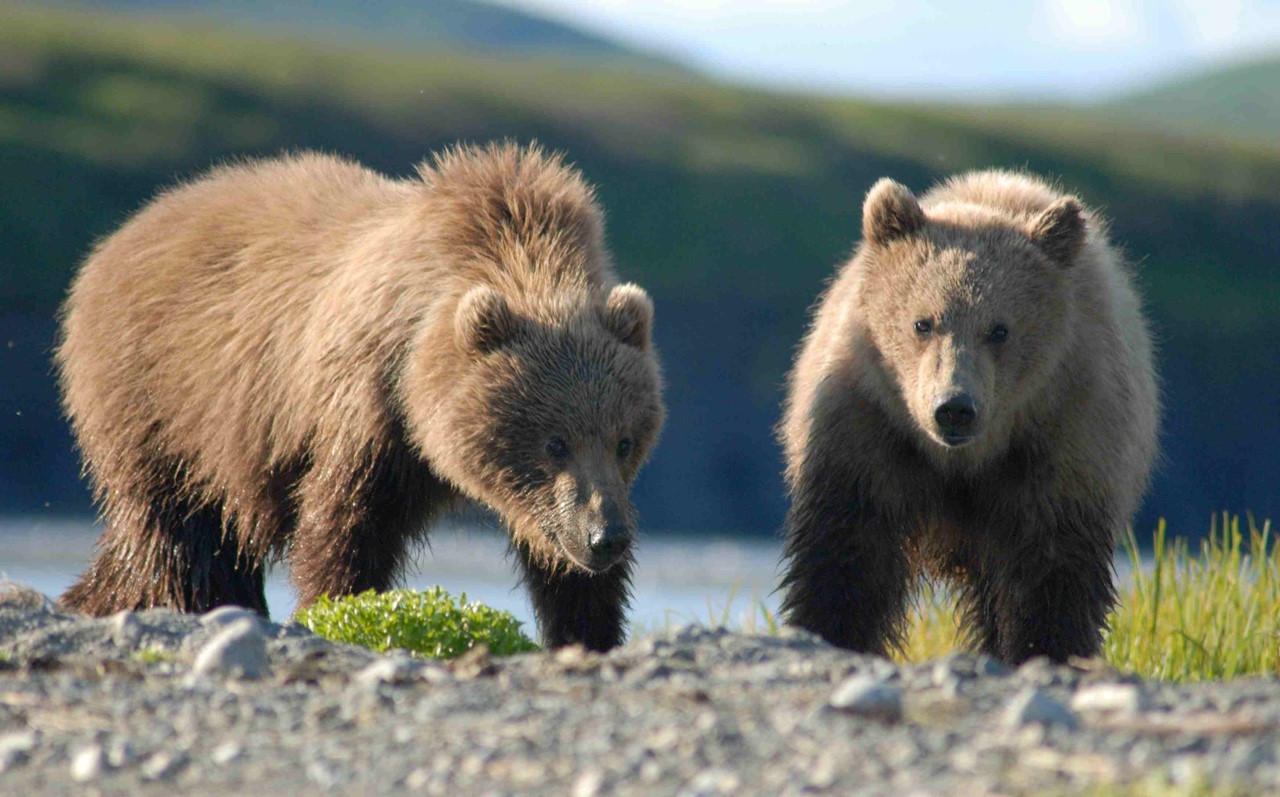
1 2 1276 536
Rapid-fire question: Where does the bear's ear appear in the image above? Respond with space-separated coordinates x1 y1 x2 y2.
603 283 653 349
1028 198 1086 267
863 178 925 247
455 286 521 354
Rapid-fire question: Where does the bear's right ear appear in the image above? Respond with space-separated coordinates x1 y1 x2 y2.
455 286 521 354
862 178 925 247
604 283 653 349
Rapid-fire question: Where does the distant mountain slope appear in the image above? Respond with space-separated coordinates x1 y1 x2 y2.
1113 52 1280 144
1 5 1276 534
81 0 684 71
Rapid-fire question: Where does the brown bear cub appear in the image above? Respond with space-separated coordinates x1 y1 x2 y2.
57 143 664 651
779 170 1158 664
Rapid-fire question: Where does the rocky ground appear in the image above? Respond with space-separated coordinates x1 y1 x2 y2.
2 583 1278 796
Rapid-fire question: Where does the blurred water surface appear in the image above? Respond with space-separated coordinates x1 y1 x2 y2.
0 517 783 634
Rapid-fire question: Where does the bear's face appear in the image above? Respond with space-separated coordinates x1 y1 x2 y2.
856 179 1085 458
446 284 664 572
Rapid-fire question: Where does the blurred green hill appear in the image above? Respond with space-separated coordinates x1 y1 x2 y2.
1 4 1276 533
1114 51 1280 145
84 0 685 70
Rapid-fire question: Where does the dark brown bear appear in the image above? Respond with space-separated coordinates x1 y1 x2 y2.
57 143 664 651
778 170 1158 664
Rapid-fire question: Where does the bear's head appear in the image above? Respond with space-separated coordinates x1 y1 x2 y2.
437 283 664 572
855 178 1086 461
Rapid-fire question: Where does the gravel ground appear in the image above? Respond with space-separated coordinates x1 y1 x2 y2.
2 583 1278 796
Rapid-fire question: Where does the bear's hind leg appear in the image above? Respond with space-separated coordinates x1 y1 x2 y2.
62 473 266 616
516 544 631 651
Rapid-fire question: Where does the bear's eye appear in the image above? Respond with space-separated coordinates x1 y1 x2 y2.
617 438 633 459
545 436 570 460
913 319 933 337
987 324 1009 344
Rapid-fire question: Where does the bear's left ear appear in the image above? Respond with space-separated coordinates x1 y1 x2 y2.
1028 198 1086 267
456 286 522 354
603 284 653 349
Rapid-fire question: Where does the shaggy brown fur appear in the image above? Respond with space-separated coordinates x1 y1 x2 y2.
779 170 1158 664
57 142 665 651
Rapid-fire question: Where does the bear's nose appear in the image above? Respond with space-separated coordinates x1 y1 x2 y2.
934 394 977 441
587 523 630 568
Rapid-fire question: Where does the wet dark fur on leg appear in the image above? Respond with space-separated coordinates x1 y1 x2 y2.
516 542 632 651
289 438 456 611
61 462 267 616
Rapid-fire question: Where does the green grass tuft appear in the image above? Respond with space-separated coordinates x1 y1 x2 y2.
296 587 539 659
1106 515 1279 681
901 514 1279 681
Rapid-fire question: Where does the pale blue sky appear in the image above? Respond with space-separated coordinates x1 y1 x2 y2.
501 0 1280 98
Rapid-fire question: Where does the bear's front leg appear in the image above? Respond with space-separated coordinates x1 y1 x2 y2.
974 503 1118 664
516 544 632 651
779 457 912 656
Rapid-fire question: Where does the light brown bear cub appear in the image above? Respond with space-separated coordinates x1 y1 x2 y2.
779 170 1157 664
58 143 664 651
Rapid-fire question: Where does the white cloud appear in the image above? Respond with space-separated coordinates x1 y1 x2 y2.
497 0 1280 98
1171 0 1280 56
1037 0 1148 47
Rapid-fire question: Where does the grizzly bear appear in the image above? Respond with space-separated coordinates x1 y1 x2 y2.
778 170 1158 664
57 142 664 651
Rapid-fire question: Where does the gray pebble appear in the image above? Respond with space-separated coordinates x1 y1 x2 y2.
0 731 37 772
109 610 142 647
829 675 904 721
141 750 188 781
1003 687 1080 730
210 741 243 765
190 618 270 680
1072 682 1148 714
355 654 424 688
572 769 605 797
199 605 261 630
70 744 107 782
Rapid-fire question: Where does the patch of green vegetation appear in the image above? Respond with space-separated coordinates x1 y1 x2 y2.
296 587 539 659
1107 515 1279 681
901 515 1280 681
130 646 177 665
1082 776 1254 797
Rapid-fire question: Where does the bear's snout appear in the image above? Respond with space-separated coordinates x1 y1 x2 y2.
933 393 978 446
587 522 631 571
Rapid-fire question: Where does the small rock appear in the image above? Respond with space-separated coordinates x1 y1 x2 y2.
687 768 741 795
105 738 136 768
0 583 56 611
554 644 589 666
1071 683 1148 714
451 645 493 679
404 767 431 789
829 675 904 721
573 769 605 797
1002 687 1080 730
975 655 1009 677
354 654 423 688
210 741 243 765
190 618 270 680
141 751 188 781
199 605 260 630
109 611 143 647
70 744 107 782
0 731 37 773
